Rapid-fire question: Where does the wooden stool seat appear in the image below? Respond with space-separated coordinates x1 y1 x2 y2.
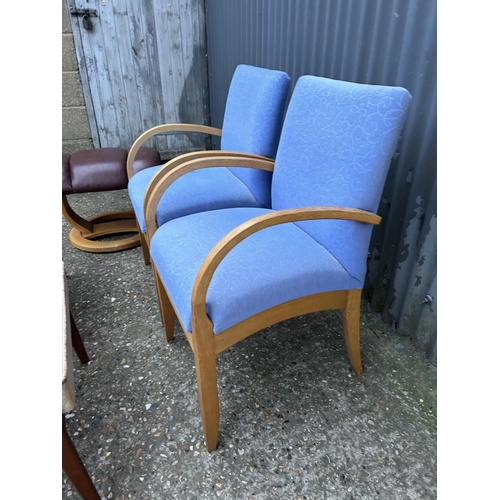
62 147 161 253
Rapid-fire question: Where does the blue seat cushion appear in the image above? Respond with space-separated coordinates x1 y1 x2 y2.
128 166 262 233
150 207 362 334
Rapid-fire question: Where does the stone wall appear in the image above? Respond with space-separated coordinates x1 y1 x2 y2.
62 1 92 154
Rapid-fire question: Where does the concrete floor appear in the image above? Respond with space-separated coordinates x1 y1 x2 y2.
62 190 437 500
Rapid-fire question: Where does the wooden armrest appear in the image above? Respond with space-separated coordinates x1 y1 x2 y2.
143 150 274 225
144 154 275 242
126 123 223 179
192 207 381 310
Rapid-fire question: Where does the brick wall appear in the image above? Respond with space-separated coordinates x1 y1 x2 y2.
62 1 93 154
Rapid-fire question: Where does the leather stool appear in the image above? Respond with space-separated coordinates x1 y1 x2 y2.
62 147 161 253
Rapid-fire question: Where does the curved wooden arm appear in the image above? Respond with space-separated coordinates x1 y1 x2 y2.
127 123 223 179
143 150 274 227
191 207 382 309
144 154 275 242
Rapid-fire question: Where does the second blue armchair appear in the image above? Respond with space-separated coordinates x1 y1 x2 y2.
127 64 291 264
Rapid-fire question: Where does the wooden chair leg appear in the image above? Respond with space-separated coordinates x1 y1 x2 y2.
138 227 151 265
153 266 175 341
62 416 100 500
341 289 363 375
192 308 219 452
70 313 90 364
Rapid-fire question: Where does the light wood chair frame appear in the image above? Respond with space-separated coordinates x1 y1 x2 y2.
144 155 381 452
126 123 273 265
127 123 221 264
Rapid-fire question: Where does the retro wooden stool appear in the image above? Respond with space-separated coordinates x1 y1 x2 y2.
62 147 161 253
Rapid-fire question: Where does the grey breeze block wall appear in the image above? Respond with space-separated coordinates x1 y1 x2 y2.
62 1 92 154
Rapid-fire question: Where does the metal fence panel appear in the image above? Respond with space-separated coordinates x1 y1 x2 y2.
205 0 437 363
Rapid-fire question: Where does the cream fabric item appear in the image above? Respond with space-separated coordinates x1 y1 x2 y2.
62 262 76 414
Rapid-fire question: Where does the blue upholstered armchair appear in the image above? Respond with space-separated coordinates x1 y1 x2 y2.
145 75 412 451
126 65 291 264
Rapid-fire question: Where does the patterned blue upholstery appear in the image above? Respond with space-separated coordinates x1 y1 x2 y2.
221 65 291 207
151 208 362 334
150 76 412 334
272 76 413 282
128 165 161 233
129 165 261 233
128 65 291 233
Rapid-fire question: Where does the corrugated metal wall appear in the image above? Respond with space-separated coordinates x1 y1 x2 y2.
205 0 437 363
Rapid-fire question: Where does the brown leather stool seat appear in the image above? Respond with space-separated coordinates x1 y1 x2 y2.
62 147 161 253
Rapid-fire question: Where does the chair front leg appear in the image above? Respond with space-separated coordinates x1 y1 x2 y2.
138 226 151 265
153 266 175 341
192 306 220 452
341 289 363 375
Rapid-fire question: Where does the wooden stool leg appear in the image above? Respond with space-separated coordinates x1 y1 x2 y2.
341 289 363 375
62 416 101 500
62 195 140 254
70 313 90 364
62 195 94 234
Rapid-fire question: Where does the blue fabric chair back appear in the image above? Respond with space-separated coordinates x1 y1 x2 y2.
220 65 291 207
272 76 412 282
